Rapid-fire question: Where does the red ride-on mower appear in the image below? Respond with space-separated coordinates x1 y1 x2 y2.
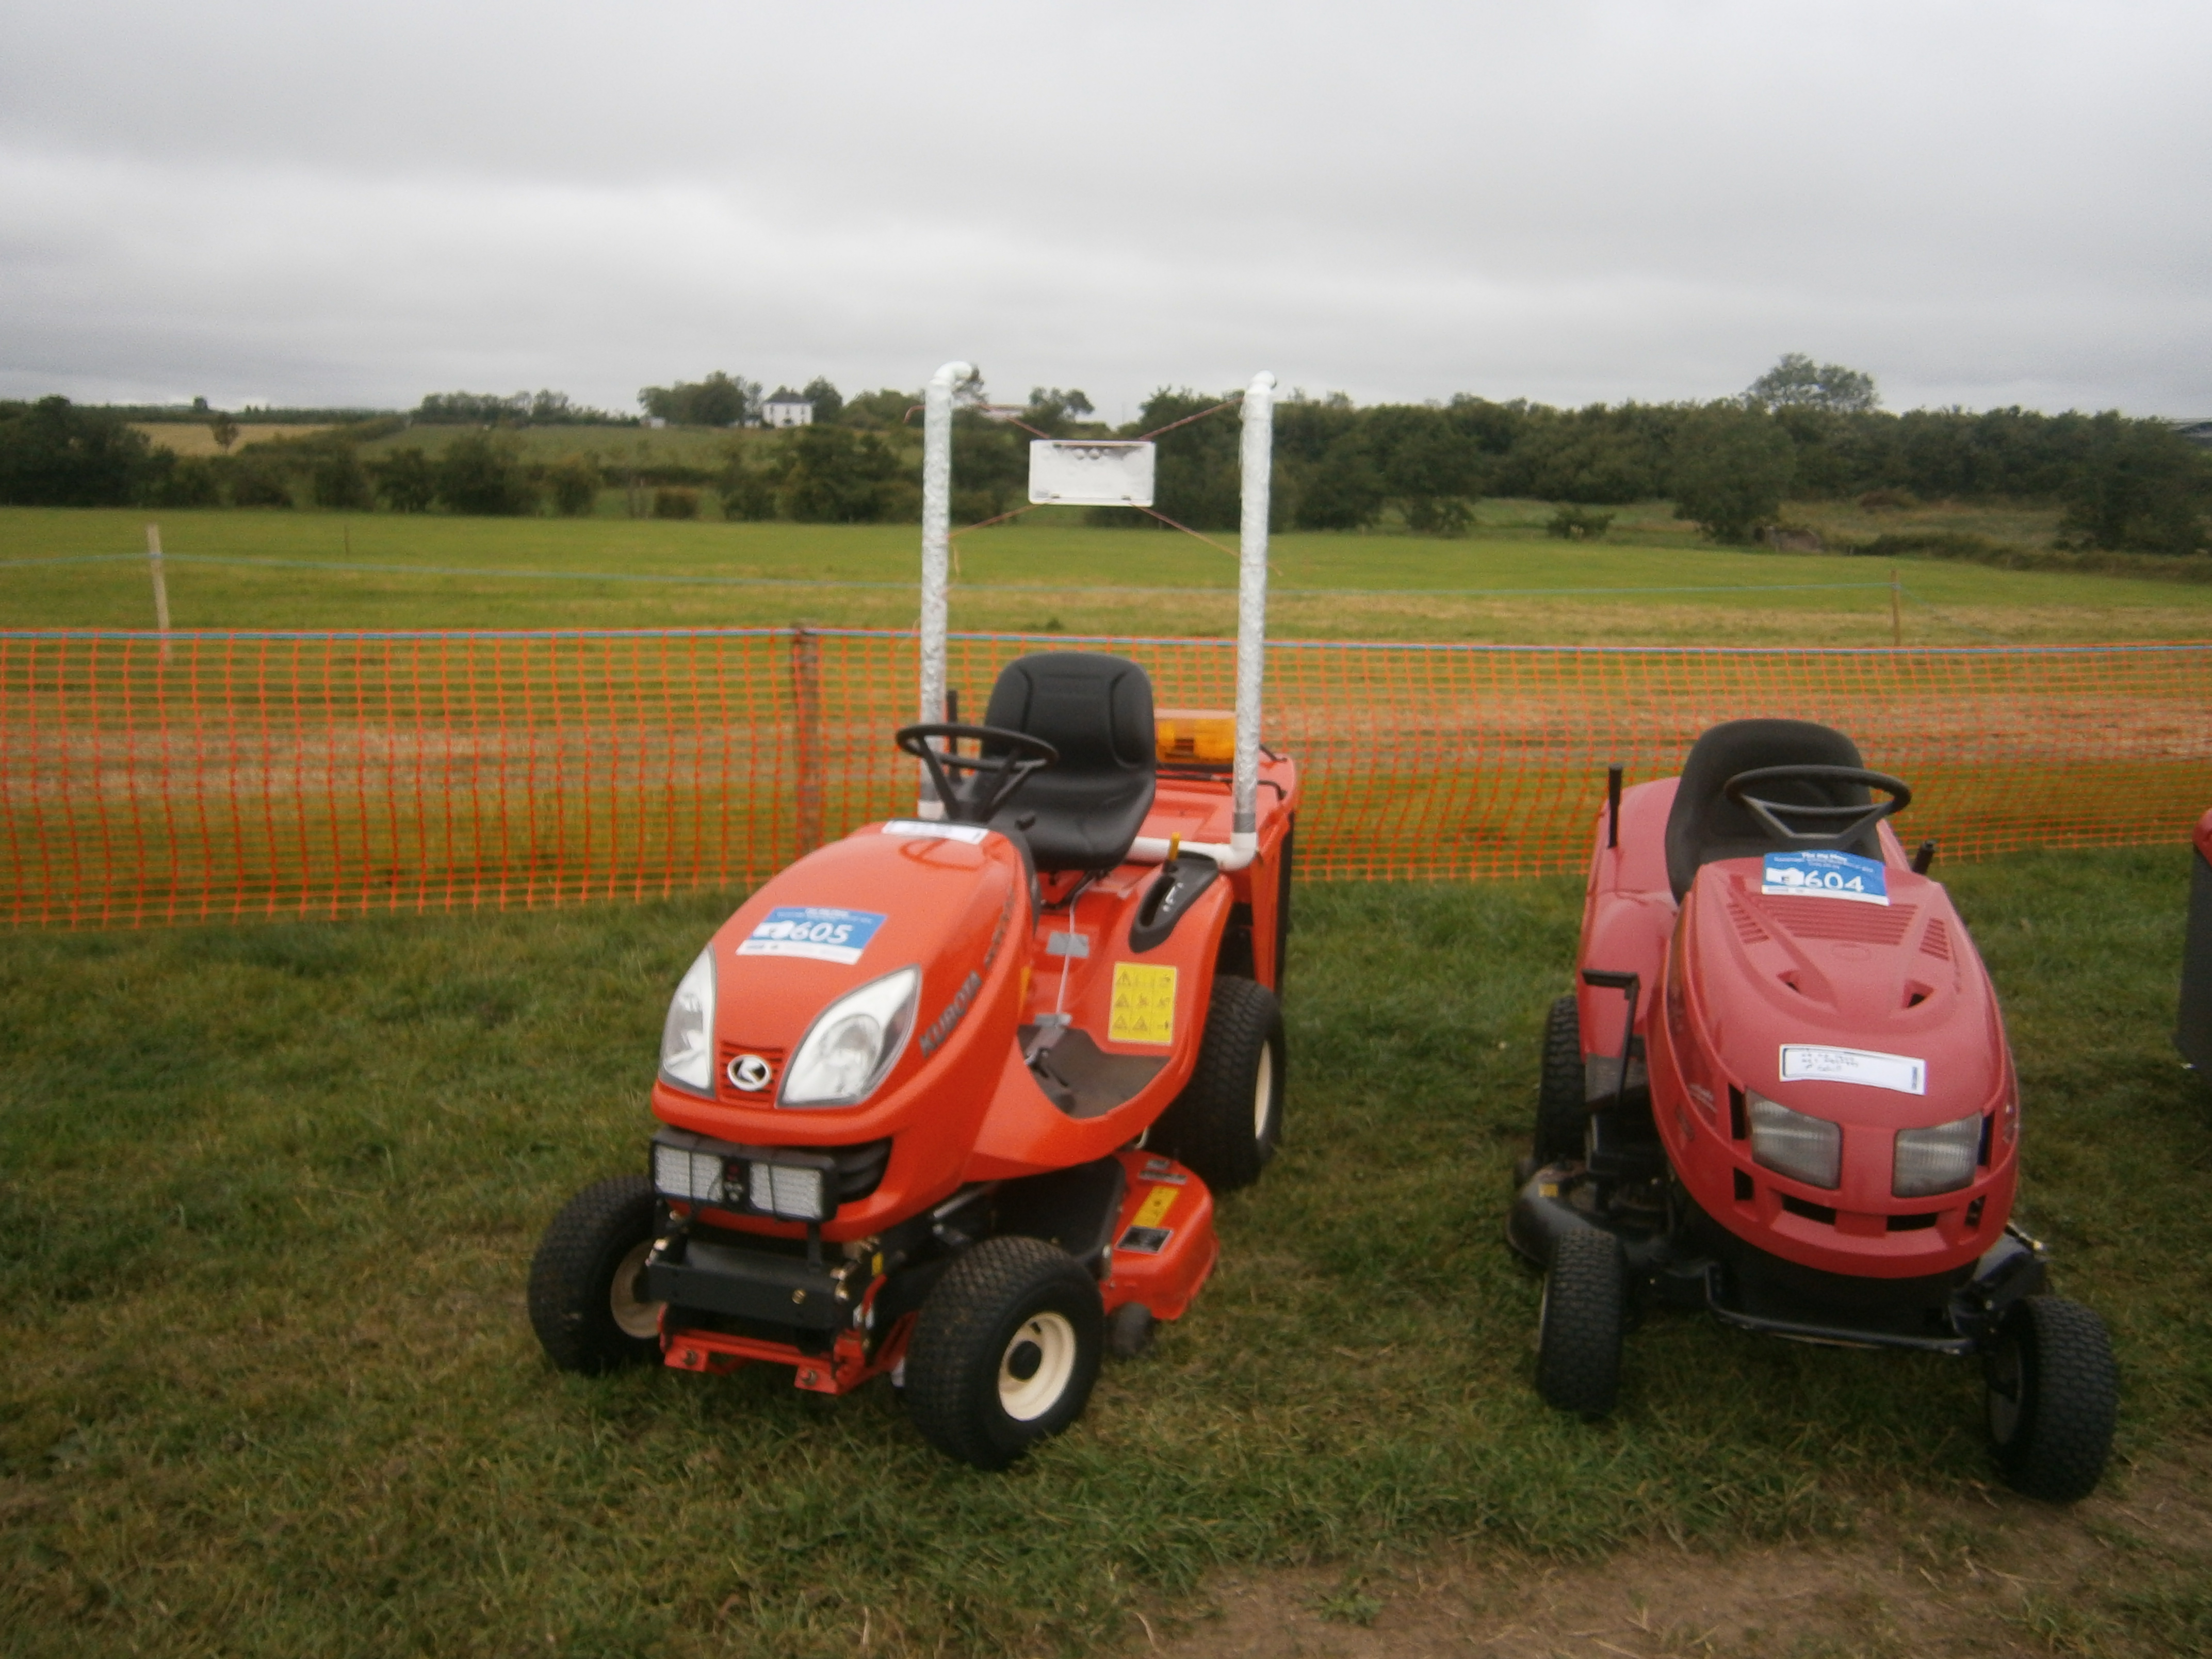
528 369 1298 1468
1510 719 2117 1502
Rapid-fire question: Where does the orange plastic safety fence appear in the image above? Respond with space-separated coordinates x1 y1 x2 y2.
3 629 2206 928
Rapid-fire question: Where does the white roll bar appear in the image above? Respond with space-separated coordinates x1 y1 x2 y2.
914 362 1276 856
916 360 971 814
1232 371 1276 854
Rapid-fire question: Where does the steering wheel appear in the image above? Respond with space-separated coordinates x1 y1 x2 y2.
894 723 1059 825
1722 763 1912 850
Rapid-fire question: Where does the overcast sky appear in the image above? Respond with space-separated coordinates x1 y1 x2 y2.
2 1 2206 420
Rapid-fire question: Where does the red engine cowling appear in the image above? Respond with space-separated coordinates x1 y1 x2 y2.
1648 854 2019 1279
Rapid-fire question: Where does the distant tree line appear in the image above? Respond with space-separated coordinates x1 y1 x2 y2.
1125 356 2208 553
4 357 2205 555
411 389 615 425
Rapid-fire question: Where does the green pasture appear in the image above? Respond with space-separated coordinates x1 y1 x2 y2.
4 506 2208 645
2 851 2207 1657
354 421 799 474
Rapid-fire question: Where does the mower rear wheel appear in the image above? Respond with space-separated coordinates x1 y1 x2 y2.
1535 994 1587 1164
1536 1226 1625 1418
904 1235 1104 1469
1150 974 1284 1193
528 1175 664 1375
1984 1295 2117 1503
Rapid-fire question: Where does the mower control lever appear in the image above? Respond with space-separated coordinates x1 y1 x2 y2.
1580 969 1641 1113
1722 763 1911 852
895 723 1059 825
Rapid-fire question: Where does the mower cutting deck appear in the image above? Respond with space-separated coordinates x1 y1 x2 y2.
1510 720 2118 1503
528 368 1296 1468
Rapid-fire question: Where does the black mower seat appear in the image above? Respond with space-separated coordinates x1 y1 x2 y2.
984 652 1157 872
1663 718 1880 902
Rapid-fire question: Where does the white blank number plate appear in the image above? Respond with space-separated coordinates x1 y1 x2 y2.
1779 1044 1926 1095
1028 440 1156 507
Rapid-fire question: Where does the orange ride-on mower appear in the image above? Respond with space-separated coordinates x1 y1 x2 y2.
528 368 1298 1468
1510 719 2117 1502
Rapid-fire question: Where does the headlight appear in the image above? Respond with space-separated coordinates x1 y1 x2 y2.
651 1140 832 1221
780 966 920 1108
654 1143 726 1203
659 947 717 1095
1747 1091 1841 1189
1894 1114 1981 1197
749 1162 826 1219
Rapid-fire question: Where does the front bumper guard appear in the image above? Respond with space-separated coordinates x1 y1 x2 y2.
644 1233 852 1334
1508 1162 2049 1356
646 1230 902 1395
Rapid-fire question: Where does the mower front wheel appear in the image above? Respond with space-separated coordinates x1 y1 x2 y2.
1535 994 1587 1164
904 1235 1105 1469
1984 1295 2117 1503
527 1175 664 1375
1536 1226 1625 1418
1151 974 1285 1193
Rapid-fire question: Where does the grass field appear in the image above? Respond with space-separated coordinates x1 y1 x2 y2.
351 421 799 473
4 501 2209 1654
130 425 339 458
2 852 2207 1657
4 506 2207 646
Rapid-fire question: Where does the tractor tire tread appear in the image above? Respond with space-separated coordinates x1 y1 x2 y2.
1994 1296 2117 1504
1536 1226 1625 1418
904 1234 1103 1470
1150 974 1284 1194
527 1174 660 1376
1535 994 1585 1164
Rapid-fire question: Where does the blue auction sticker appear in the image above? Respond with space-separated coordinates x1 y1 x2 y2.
1761 849 1889 906
736 906 887 965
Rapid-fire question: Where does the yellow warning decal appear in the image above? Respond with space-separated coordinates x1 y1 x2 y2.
1131 1184 1179 1230
1108 962 1177 1045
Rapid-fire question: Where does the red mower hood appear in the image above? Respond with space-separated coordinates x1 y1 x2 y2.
1661 854 2020 1272
1683 857 2014 1141
653 820 1025 1151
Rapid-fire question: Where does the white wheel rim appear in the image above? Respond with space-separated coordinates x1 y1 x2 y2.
609 1239 662 1340
997 1311 1078 1421
1253 1044 1274 1144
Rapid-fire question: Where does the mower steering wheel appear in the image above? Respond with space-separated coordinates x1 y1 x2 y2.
1722 764 1912 851
894 723 1060 826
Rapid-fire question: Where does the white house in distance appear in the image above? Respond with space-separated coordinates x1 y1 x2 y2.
761 389 814 428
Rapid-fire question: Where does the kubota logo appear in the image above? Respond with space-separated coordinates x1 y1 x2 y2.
726 1053 773 1092
919 971 982 1058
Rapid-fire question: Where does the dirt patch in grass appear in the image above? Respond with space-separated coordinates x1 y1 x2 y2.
1159 1440 2212 1658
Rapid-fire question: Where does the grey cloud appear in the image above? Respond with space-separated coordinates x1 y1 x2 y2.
1 0 2206 414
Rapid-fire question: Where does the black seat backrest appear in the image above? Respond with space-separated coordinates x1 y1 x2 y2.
1663 718 1878 902
983 653 1157 872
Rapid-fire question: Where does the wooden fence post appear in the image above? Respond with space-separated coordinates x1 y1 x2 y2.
790 625 823 854
145 522 172 664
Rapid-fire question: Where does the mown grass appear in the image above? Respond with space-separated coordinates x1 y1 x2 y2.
3 849 2206 1656
4 506 2209 645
